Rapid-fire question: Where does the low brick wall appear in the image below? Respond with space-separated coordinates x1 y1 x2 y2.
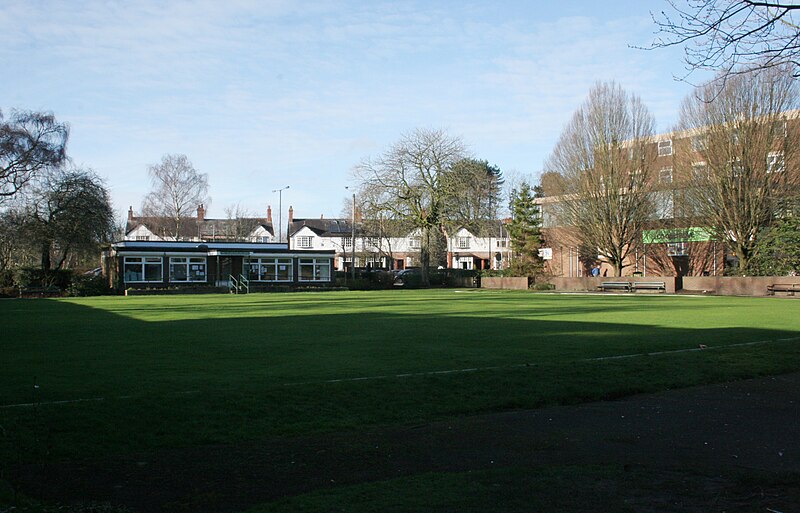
481 277 529 290
546 276 678 294
683 276 800 297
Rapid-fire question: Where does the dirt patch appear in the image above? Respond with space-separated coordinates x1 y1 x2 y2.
9 373 800 512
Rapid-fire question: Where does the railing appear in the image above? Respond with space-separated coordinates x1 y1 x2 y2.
229 274 250 294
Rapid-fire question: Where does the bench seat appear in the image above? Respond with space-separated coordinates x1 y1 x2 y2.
632 281 666 291
767 283 799 296
598 281 631 292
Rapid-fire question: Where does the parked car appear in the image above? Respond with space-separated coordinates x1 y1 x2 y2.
393 268 421 288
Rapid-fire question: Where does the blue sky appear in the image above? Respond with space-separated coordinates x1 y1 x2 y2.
1 0 710 223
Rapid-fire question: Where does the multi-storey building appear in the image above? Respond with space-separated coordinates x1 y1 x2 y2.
537 110 799 278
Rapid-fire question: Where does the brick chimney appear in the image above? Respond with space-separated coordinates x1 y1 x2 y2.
128 206 134 221
288 206 294 224
197 204 205 221
266 205 272 224
355 207 363 223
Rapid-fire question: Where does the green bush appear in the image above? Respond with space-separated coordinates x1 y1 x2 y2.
13 267 74 290
67 274 112 297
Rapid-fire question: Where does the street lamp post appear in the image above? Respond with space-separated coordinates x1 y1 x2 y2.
345 187 356 281
272 185 290 243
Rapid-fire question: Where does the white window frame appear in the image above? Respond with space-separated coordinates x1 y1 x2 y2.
659 167 673 184
667 242 688 257
692 162 709 181
767 151 785 174
691 135 706 152
458 236 470 249
298 258 331 282
169 256 207 283
123 256 163 283
296 236 314 248
409 237 421 249
245 257 293 282
658 139 673 156
342 237 353 248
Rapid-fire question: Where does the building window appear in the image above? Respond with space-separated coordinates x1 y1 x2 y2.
458 236 470 249
296 236 313 248
245 257 293 281
496 240 507 248
652 191 674 220
659 167 673 184
343 237 353 248
169 257 207 282
773 119 788 138
692 162 709 181
298 258 331 282
409 237 421 249
667 242 688 257
658 140 673 156
135 235 150 241
123 256 162 283
691 135 706 152
767 152 785 174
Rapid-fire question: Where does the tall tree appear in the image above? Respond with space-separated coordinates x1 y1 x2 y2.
353 128 467 285
0 109 68 203
676 65 799 273
141 154 209 240
507 180 543 276
749 209 800 275
20 168 115 271
544 81 657 276
445 158 504 224
651 1 800 82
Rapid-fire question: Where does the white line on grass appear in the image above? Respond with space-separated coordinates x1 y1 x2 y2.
3 338 798 407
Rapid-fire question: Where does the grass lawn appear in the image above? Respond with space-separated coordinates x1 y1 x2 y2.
2 289 800 509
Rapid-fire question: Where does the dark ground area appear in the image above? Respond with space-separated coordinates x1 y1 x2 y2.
9 373 800 512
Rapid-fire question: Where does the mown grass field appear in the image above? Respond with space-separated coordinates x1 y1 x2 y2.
2 290 800 509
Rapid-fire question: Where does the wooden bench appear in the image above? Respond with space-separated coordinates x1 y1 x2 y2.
632 281 666 292
598 281 631 292
767 283 800 296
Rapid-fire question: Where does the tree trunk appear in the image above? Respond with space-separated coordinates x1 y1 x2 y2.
40 241 52 271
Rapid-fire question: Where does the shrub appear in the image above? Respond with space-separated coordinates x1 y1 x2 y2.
13 267 74 290
67 274 112 297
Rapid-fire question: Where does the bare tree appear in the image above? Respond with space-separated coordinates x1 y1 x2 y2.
651 1 800 81
222 203 259 241
676 65 799 273
0 110 68 203
544 82 657 276
141 154 209 240
353 128 467 285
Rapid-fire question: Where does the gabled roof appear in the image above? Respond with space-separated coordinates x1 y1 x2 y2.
289 218 360 237
126 216 274 240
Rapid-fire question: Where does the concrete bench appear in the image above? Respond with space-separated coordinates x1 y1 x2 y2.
767 283 799 296
632 281 666 292
598 281 631 292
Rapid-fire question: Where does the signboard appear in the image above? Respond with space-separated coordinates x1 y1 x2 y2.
642 227 714 244
538 247 553 260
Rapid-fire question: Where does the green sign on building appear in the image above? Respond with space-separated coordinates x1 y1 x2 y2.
642 227 714 244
